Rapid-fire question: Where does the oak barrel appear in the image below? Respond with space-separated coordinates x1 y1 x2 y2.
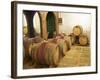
23 37 34 57
68 33 76 45
73 25 83 36
64 36 72 50
48 38 68 56
31 41 60 66
23 37 44 57
79 34 88 46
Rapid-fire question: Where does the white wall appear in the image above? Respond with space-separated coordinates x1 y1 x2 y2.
59 13 91 41
0 0 100 80
33 12 41 34
59 13 91 35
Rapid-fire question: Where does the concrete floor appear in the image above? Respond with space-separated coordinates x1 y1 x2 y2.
23 45 90 69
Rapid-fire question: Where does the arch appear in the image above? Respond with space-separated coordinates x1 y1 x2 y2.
33 12 42 37
23 10 42 38
46 12 56 38
23 14 28 37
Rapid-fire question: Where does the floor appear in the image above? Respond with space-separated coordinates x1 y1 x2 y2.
58 45 90 67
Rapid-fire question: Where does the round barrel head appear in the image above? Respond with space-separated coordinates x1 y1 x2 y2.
73 25 83 36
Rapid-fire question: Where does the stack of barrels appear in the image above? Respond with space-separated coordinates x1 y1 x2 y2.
69 25 89 46
48 38 68 57
23 36 44 64
30 41 60 67
51 33 71 55
23 36 61 67
23 34 71 67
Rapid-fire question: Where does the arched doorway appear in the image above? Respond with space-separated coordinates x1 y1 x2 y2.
46 12 56 38
23 10 41 38
33 12 41 36
23 14 28 37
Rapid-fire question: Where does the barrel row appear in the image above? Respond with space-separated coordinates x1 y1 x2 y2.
69 25 89 46
23 37 71 67
48 36 71 56
28 41 59 67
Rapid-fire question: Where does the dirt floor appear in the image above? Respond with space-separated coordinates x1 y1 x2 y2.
23 45 90 69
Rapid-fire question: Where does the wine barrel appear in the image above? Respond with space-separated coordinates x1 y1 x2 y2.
44 42 60 66
23 37 44 57
79 34 88 46
73 25 83 36
55 33 66 39
68 33 76 45
30 42 42 63
64 36 72 50
49 38 68 56
23 37 34 57
33 36 44 43
31 41 60 66
53 34 71 51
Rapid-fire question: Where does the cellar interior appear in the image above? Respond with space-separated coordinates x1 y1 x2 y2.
23 10 91 69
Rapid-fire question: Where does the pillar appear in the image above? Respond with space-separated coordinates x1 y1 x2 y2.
23 10 35 38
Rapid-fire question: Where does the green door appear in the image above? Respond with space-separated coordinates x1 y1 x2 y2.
46 12 55 38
